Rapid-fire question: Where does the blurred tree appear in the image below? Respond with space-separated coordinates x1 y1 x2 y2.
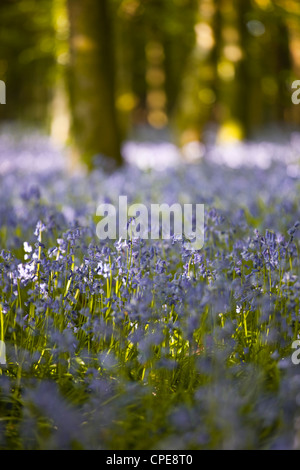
243 0 292 135
215 0 247 140
174 0 295 145
163 1 198 118
0 0 55 128
173 0 218 145
50 0 71 145
113 0 148 138
67 0 122 169
274 0 300 127
113 0 198 140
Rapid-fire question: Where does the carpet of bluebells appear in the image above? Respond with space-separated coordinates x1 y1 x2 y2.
0 127 300 450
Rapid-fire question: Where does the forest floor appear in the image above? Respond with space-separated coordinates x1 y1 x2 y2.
0 125 300 449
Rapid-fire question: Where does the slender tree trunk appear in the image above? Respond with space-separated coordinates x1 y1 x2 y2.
67 0 122 169
173 0 218 144
214 0 249 138
0 0 55 127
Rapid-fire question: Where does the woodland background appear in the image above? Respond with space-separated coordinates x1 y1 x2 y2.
0 0 299 168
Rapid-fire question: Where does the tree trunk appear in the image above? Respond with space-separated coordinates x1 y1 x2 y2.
0 0 55 128
67 0 122 169
173 0 218 144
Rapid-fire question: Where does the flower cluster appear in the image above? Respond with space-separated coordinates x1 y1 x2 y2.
0 130 300 449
